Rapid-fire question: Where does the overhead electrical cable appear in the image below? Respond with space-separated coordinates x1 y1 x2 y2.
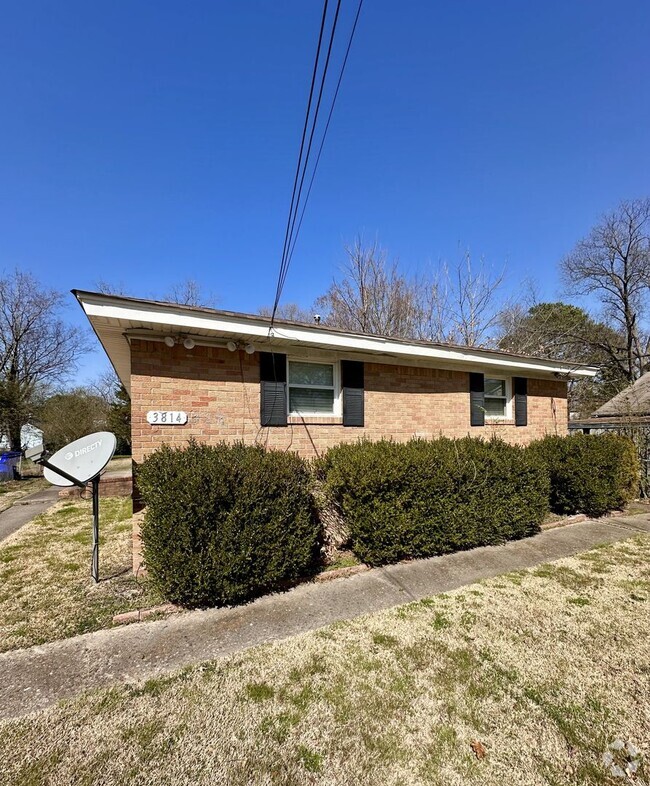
272 0 331 326
275 0 343 304
271 0 363 327
285 0 364 271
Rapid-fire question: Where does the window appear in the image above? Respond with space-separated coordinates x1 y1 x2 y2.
288 360 337 415
484 377 509 418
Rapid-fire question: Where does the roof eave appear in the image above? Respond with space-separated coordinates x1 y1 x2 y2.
73 290 598 382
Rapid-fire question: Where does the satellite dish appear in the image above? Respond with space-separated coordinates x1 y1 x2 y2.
43 431 117 487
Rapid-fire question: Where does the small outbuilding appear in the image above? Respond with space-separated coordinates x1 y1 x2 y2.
569 374 650 433
568 375 650 495
74 290 597 465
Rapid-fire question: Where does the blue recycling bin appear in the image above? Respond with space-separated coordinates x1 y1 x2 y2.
0 451 22 482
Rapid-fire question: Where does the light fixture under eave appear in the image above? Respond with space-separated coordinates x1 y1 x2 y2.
183 337 196 350
164 336 175 348
244 343 255 355
226 341 237 352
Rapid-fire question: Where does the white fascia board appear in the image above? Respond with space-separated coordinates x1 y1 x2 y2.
80 298 597 379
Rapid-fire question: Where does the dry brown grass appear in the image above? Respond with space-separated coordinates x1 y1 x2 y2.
1 535 648 786
624 499 650 516
0 497 161 651
0 477 48 513
105 456 133 474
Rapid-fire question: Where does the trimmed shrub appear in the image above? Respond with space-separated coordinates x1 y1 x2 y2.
528 433 639 517
318 437 549 566
137 441 320 607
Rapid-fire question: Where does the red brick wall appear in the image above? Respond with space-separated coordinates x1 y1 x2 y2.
130 340 568 462
58 474 132 499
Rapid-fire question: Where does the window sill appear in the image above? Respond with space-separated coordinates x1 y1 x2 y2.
288 415 343 425
485 418 516 425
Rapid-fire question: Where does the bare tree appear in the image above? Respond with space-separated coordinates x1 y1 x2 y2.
419 252 506 346
258 303 316 323
95 280 131 296
316 239 421 337
561 198 650 381
164 278 217 308
96 278 217 309
310 240 508 345
0 270 87 450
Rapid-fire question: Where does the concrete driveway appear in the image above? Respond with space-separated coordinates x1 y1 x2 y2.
0 486 59 542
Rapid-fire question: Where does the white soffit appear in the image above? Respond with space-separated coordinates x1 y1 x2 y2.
76 292 598 385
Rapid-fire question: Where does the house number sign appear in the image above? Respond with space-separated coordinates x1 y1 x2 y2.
147 411 188 425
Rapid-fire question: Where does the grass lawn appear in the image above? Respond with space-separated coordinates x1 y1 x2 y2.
0 497 161 651
0 477 48 513
105 455 133 474
1 535 648 785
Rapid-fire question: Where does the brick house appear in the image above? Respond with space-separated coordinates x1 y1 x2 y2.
75 290 597 464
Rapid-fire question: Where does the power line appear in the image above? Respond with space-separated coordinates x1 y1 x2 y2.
276 0 343 302
271 0 363 326
273 0 331 325
285 0 364 273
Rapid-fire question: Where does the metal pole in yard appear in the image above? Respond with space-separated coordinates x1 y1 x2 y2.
91 475 100 583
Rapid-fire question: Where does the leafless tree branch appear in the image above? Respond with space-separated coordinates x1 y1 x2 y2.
0 270 88 450
561 197 650 381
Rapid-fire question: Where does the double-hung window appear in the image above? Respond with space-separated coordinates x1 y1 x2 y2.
484 377 509 418
288 360 337 416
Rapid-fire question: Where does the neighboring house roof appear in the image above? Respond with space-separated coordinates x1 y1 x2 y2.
72 290 598 395
592 374 650 419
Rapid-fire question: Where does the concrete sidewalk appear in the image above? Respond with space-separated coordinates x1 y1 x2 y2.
0 486 59 542
1 513 649 722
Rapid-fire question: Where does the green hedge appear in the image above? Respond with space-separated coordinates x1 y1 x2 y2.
137 441 320 607
528 433 639 517
318 437 549 566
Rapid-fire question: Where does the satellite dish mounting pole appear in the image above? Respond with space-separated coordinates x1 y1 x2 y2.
91 475 100 583
26 432 117 586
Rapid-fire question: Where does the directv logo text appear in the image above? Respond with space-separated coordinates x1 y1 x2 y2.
65 439 102 461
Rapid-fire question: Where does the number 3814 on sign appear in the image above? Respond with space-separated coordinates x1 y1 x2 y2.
146 411 188 425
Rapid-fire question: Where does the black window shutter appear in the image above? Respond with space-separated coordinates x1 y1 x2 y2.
514 376 528 427
259 352 287 426
469 372 485 427
341 360 364 427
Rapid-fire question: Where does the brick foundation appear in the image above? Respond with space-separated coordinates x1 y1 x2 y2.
58 472 133 499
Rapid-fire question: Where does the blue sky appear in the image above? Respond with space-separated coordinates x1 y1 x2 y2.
2 1 649 381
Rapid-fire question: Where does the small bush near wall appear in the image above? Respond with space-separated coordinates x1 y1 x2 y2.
137 441 319 607
318 437 549 567
528 433 639 517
